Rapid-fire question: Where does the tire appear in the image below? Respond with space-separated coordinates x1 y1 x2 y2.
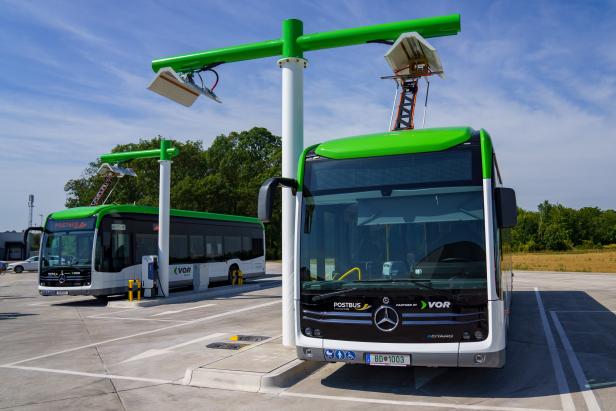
14 265 24 273
228 264 239 285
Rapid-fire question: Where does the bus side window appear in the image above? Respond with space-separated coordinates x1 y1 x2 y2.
251 229 264 258
206 235 223 262
135 233 157 261
190 235 206 262
111 232 131 272
224 232 242 260
170 234 189 264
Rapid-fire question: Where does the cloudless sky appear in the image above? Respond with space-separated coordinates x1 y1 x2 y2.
0 0 614 231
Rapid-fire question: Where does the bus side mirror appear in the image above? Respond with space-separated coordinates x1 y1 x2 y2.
23 226 44 259
23 226 44 247
495 187 517 228
258 177 298 223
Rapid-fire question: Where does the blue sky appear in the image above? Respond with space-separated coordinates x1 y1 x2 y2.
0 0 615 231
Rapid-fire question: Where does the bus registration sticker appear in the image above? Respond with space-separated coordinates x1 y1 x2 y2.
366 353 411 367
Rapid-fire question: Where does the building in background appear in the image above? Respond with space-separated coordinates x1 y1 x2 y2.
0 231 25 261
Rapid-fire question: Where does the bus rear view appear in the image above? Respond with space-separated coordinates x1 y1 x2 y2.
259 127 517 368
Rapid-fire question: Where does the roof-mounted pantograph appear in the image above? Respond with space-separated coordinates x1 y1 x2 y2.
383 32 444 131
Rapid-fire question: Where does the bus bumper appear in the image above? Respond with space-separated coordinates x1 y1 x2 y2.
296 346 505 368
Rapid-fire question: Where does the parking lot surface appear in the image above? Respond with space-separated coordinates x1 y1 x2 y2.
0 265 615 410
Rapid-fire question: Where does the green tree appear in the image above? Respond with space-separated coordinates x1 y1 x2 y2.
64 128 283 258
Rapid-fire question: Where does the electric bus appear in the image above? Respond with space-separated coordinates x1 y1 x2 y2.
36 205 265 297
259 127 517 368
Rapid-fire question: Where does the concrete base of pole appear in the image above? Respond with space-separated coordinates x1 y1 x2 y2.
279 57 307 347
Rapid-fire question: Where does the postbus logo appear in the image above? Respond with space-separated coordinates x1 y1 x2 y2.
333 302 371 311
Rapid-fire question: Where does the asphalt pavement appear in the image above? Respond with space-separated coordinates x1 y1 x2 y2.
0 265 614 411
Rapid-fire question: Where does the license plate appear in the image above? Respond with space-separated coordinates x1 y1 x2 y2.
366 353 411 367
55 291 69 296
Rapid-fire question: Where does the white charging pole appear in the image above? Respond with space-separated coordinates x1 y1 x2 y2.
278 56 306 347
157 141 172 297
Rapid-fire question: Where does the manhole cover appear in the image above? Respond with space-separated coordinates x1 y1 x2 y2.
206 342 249 350
231 335 270 343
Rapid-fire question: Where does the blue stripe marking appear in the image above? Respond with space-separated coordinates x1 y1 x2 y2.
401 312 482 318
302 316 372 325
302 310 372 317
402 319 482 325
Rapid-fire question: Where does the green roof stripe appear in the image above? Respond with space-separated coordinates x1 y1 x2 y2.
313 127 473 160
48 205 262 228
479 129 493 179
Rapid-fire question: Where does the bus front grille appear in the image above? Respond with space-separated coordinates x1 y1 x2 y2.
39 270 91 287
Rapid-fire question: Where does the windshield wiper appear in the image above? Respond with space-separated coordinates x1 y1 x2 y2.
353 279 460 300
311 287 358 302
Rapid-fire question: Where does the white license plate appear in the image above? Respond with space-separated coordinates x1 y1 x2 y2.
55 291 69 296
367 353 411 367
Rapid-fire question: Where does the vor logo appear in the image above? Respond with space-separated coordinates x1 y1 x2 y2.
420 300 451 310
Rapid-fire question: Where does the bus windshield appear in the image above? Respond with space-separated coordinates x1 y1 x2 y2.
42 218 95 268
299 150 486 295
300 186 486 293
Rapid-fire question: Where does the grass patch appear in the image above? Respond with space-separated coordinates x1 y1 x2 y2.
512 249 616 273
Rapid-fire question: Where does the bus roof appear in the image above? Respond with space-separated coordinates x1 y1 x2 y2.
47 204 263 227
298 127 494 188
313 127 474 160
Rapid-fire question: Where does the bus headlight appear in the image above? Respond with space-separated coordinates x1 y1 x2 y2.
304 327 313 336
462 331 471 340
474 330 483 340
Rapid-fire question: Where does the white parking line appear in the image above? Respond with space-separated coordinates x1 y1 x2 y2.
552 310 616 313
151 303 216 316
550 311 602 411
534 287 576 411
120 332 226 364
4 365 173 385
280 392 560 411
90 316 189 323
2 299 281 367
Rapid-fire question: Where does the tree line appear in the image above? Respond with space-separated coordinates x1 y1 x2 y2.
512 201 616 252
65 128 283 258
65 127 616 257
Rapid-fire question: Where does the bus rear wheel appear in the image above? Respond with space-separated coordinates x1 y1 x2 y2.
228 265 239 285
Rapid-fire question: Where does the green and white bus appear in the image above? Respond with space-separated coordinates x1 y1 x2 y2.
36 205 265 297
259 127 517 368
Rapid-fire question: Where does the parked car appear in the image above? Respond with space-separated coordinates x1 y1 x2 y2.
8 256 39 273
0 261 7 272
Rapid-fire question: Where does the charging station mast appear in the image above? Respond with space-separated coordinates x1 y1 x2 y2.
100 139 179 297
150 14 461 346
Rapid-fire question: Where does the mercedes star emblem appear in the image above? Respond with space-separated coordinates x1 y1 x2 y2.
373 305 399 332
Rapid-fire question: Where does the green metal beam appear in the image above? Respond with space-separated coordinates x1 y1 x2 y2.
100 139 179 163
151 14 461 73
298 14 461 52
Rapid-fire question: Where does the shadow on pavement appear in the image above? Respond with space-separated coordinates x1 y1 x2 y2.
0 312 38 320
319 290 616 399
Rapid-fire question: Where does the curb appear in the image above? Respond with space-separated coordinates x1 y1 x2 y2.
107 283 262 308
186 359 323 393
259 359 324 393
